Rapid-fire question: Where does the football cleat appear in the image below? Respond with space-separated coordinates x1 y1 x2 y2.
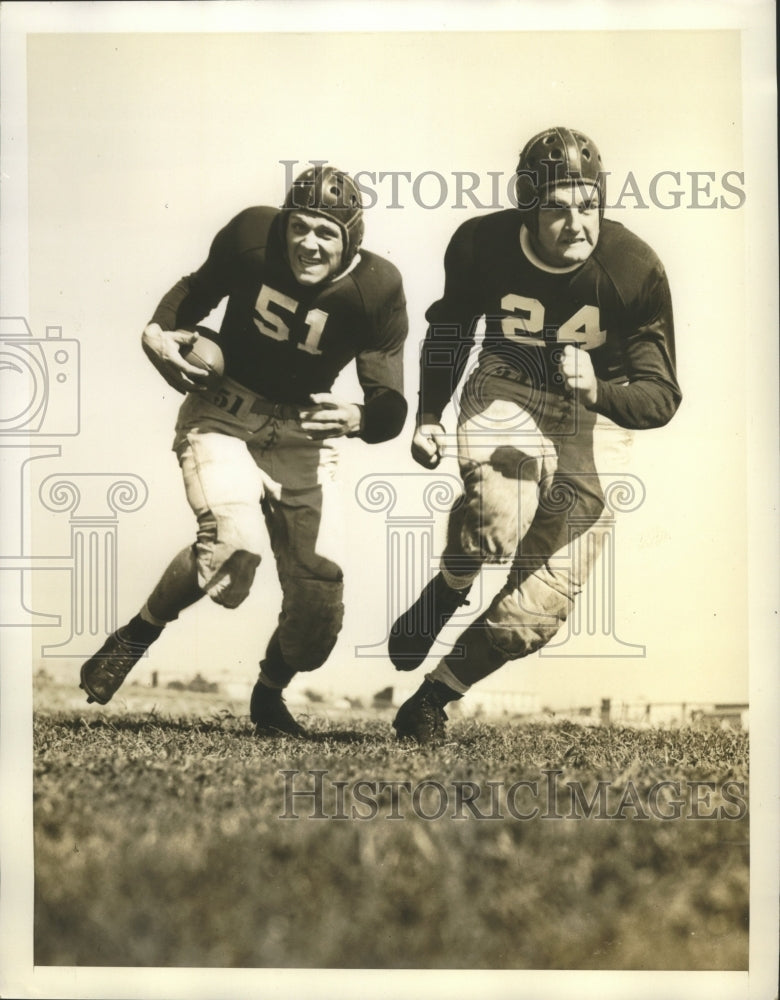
392 681 449 744
79 628 152 705
250 682 307 738
388 572 472 671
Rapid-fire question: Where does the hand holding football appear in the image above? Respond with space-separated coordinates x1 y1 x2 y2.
181 336 225 378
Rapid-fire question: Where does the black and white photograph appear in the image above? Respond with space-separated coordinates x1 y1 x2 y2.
0 2 777 999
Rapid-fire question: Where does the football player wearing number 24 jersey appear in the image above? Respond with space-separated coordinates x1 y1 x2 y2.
390 127 682 743
80 165 409 736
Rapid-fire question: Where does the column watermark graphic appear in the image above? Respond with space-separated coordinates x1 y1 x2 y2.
538 475 647 658
0 316 147 656
354 469 646 659
354 473 473 659
37 474 148 656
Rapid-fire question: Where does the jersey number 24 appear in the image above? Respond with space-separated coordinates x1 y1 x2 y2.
500 294 606 350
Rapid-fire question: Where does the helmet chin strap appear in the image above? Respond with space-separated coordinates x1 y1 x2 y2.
327 251 362 284
280 210 361 286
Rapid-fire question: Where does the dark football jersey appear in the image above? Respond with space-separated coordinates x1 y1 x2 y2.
419 211 681 430
150 207 408 443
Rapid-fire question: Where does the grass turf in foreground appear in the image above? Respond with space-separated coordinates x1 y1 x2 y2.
33 708 748 969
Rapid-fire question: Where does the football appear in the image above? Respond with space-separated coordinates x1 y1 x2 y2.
181 336 225 379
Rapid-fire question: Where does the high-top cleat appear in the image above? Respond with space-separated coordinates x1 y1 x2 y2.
250 682 307 738
80 627 156 705
392 680 451 744
388 572 472 671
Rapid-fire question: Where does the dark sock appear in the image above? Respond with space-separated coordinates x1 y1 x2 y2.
257 685 283 701
428 679 463 706
121 614 164 647
260 630 297 688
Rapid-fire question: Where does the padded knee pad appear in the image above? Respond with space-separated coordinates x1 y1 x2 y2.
486 568 573 659
459 455 539 561
201 546 261 609
278 578 345 671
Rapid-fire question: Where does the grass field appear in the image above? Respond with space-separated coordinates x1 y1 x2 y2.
33 680 749 970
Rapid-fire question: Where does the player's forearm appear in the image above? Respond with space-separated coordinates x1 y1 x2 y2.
596 308 681 428
592 377 682 429
150 275 220 332
417 379 451 426
416 322 477 424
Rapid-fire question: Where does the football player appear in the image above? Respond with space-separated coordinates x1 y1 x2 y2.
389 127 681 742
80 165 409 736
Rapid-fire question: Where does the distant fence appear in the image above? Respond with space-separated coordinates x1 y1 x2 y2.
373 688 749 730
559 699 749 730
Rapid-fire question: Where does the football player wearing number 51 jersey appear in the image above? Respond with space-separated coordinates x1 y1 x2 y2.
389 127 682 742
79 165 409 736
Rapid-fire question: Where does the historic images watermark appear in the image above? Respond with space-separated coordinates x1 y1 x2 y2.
280 160 746 212
279 769 748 822
0 315 148 650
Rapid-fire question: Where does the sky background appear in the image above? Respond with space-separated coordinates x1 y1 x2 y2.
5 25 759 712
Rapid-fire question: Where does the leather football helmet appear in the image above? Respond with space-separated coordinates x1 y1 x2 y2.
515 127 605 217
282 165 365 267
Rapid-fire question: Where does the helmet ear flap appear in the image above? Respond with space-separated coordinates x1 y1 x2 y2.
514 168 537 210
514 168 541 233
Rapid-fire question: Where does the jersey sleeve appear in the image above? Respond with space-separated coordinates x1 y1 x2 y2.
593 264 682 429
149 213 248 331
417 219 483 425
354 272 410 444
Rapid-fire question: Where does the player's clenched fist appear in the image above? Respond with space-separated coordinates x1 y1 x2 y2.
559 344 598 406
299 393 363 439
411 423 447 468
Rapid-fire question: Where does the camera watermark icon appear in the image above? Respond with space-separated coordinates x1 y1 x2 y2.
0 316 80 436
419 330 596 441
0 316 147 651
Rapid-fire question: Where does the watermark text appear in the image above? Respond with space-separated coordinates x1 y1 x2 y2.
279 769 747 821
